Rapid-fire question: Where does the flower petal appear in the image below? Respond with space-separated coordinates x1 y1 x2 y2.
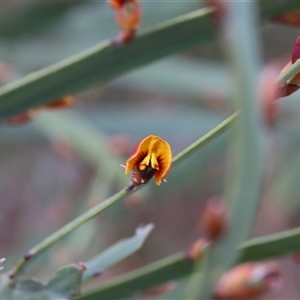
139 154 151 170
153 140 172 185
125 135 160 174
150 153 159 170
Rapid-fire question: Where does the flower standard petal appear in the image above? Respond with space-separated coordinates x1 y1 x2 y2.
125 135 154 174
153 139 172 185
123 135 172 188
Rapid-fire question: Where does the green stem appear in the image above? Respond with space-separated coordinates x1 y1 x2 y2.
7 3 298 280
172 112 237 167
77 225 300 300
7 113 236 279
278 59 300 84
192 2 265 299
0 7 215 119
0 1 299 119
7 46 293 279
8 189 129 279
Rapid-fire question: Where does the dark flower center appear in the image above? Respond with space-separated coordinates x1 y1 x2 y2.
139 165 156 180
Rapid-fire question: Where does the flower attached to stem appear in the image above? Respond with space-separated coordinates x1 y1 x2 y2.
122 135 172 191
108 0 142 45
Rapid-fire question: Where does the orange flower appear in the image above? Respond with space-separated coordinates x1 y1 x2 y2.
123 135 172 190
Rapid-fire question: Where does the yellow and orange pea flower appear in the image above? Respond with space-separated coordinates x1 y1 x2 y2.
279 36 300 97
108 0 142 44
6 95 74 126
122 135 172 190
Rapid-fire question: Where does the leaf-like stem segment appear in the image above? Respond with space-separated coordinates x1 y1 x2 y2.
77 225 300 300
6 0 300 286
7 113 236 279
7 61 297 277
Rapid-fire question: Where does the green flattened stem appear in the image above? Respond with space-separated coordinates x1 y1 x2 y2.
186 2 266 299
7 50 300 279
77 225 300 300
0 1 299 119
8 189 129 279
7 113 235 279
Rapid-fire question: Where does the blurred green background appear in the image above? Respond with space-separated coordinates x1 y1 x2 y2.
1 1 300 299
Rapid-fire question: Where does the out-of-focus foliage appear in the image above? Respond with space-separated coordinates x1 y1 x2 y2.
0 265 83 300
1 1 300 300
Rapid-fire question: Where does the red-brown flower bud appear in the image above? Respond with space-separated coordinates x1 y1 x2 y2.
293 252 300 264
214 262 280 299
6 109 40 126
188 238 210 260
278 83 300 98
108 0 142 45
44 95 74 109
201 197 227 241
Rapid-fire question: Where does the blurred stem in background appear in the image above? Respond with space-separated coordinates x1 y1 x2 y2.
185 1 265 298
